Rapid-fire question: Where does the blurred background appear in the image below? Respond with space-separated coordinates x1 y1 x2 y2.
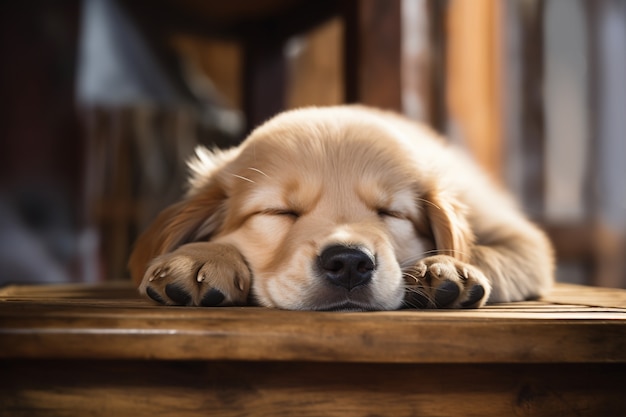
0 0 624 289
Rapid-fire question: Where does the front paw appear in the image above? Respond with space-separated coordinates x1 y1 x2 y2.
403 255 491 309
139 242 251 306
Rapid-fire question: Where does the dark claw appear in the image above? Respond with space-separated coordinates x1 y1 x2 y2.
434 280 460 307
461 285 486 308
146 286 165 305
200 288 226 307
165 283 192 305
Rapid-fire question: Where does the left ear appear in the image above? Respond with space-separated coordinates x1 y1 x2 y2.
128 146 239 286
127 180 229 286
422 189 474 263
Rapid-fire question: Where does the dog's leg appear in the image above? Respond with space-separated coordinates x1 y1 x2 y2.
139 242 251 306
468 236 554 303
404 228 554 308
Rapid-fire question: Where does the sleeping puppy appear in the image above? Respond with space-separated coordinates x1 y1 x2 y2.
128 105 554 311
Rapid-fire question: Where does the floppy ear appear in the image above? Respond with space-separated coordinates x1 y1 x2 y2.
128 181 229 285
422 189 474 263
128 146 240 286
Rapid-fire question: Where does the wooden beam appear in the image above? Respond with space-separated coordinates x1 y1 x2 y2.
519 0 546 218
242 33 287 131
445 0 504 179
342 0 402 111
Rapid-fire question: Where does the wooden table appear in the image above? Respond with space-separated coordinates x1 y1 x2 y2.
1 282 625 417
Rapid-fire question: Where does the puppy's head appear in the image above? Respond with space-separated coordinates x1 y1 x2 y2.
131 107 473 310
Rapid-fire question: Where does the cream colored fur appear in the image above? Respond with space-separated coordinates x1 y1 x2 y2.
129 106 554 310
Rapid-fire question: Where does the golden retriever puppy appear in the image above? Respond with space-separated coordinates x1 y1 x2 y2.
128 106 554 310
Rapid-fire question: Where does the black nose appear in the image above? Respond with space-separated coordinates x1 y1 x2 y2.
318 245 375 290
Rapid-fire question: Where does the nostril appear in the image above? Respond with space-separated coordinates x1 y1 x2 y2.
357 260 374 274
324 259 344 273
318 245 376 290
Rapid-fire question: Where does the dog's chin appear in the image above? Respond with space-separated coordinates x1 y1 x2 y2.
308 290 402 312
316 300 379 312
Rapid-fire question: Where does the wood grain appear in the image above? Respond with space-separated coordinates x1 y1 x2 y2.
1 282 625 416
2 360 624 417
544 282 626 308
1 283 625 363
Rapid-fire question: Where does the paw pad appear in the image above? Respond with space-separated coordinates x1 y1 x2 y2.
146 286 166 304
461 285 486 308
200 288 226 307
434 280 460 307
165 283 192 306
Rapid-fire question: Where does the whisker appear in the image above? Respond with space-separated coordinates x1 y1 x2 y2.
416 197 441 211
403 285 429 298
421 248 471 258
231 174 256 184
402 284 435 309
402 272 421 284
399 248 472 269
247 167 270 178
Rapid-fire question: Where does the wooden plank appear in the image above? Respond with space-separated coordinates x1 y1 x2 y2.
1 300 624 363
542 223 595 261
238 0 340 132
1 298 624 315
543 282 626 308
519 0 546 218
400 0 438 124
1 360 624 417
242 34 287 131
3 282 626 308
584 0 626 289
342 0 403 110
1 283 625 364
287 18 343 108
0 282 139 300
445 0 503 178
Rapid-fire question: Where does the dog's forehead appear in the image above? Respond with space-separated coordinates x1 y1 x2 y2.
228 115 425 215
243 125 414 174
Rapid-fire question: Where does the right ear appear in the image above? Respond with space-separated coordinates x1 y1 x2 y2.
422 188 474 263
128 146 239 285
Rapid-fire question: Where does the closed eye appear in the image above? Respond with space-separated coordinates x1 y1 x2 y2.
376 208 405 219
261 208 301 219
